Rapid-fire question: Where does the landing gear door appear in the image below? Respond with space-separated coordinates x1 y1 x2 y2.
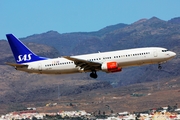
153 50 158 57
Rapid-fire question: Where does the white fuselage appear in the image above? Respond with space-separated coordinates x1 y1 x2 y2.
17 47 176 74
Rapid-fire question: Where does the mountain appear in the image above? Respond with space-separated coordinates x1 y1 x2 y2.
0 16 180 114
168 17 180 24
20 16 180 84
21 17 180 54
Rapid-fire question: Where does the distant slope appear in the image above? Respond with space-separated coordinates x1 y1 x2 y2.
20 16 180 84
21 17 180 55
168 17 180 24
0 16 180 114
21 23 128 55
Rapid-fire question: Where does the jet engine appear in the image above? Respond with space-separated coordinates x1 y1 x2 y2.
101 61 122 73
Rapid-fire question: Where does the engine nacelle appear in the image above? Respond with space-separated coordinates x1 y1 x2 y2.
101 61 122 73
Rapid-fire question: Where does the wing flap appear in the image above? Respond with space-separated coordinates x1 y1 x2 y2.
63 56 101 71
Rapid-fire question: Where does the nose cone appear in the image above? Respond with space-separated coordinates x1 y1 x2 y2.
171 51 176 58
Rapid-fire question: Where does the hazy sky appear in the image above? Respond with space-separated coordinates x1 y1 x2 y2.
1 0 180 39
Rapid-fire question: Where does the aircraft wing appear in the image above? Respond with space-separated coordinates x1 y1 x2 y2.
63 56 101 71
6 62 28 68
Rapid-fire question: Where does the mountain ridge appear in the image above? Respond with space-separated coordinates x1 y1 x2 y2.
0 16 180 114
1 16 180 84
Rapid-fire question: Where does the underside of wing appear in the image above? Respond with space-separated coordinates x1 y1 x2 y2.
63 56 101 71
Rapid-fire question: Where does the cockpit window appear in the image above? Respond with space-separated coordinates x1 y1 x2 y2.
162 50 168 52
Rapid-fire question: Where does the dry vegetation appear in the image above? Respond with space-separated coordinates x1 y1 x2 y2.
33 77 180 114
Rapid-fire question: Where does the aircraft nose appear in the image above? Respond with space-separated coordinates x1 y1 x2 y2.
171 52 176 57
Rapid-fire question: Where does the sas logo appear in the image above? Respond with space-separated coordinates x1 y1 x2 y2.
17 54 32 62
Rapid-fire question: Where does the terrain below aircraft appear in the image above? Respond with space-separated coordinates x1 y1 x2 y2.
6 34 176 79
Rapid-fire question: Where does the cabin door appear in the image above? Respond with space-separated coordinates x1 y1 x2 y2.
38 63 42 71
153 51 158 57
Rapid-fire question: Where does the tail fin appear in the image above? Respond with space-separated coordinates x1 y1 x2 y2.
6 34 48 64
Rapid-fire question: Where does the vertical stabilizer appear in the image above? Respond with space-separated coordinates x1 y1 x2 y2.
6 34 48 64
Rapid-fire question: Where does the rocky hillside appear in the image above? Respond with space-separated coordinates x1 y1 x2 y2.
20 16 180 84
0 16 180 114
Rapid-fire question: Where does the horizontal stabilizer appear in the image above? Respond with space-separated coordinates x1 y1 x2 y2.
5 62 28 68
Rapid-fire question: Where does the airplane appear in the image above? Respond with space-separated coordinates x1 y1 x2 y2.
6 34 176 79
